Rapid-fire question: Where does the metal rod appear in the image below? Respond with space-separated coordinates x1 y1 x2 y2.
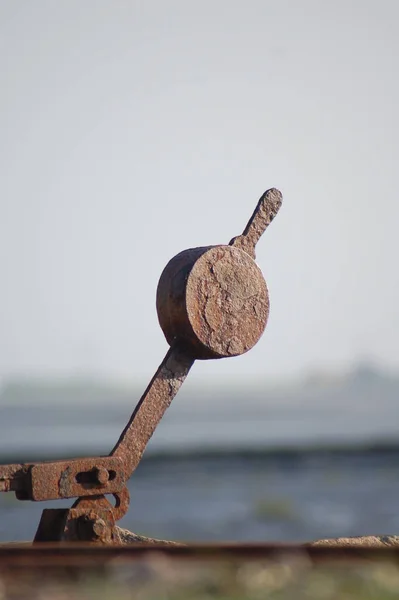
111 344 195 477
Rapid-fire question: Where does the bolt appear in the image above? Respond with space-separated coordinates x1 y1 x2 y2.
77 515 107 541
91 518 107 539
94 467 109 485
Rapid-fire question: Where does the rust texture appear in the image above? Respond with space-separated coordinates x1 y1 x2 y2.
111 345 195 475
31 457 125 501
0 464 29 494
230 187 283 259
186 245 268 358
156 246 269 359
34 506 120 544
73 483 130 522
0 457 125 502
0 187 282 543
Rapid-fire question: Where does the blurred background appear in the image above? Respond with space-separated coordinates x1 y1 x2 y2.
1 1 399 543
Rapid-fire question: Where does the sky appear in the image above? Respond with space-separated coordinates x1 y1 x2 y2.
1 1 398 389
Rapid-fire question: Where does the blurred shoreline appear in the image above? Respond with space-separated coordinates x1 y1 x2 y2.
3 440 399 466
2 362 399 462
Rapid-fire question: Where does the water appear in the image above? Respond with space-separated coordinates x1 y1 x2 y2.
1 386 399 543
2 390 399 457
1 449 399 543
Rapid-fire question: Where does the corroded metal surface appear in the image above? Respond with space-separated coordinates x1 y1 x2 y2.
71 480 130 522
31 457 125 501
186 245 268 358
0 464 29 494
0 188 283 544
34 506 121 544
0 457 126 501
230 187 283 259
111 345 195 475
157 246 269 359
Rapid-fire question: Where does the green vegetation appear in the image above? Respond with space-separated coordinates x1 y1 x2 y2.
253 496 299 522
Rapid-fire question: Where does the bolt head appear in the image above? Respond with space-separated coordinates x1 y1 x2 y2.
94 467 110 485
91 518 107 539
77 515 108 542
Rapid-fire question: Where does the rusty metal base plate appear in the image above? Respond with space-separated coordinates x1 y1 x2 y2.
34 508 120 544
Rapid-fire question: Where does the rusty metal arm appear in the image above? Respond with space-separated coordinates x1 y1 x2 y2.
0 188 283 544
0 464 29 494
0 457 126 501
0 346 194 501
0 189 283 504
230 188 283 258
0 350 193 502
111 344 195 476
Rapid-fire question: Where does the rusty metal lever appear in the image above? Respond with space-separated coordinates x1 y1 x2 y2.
0 187 283 544
111 344 195 476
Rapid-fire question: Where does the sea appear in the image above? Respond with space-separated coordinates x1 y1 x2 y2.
1 381 399 544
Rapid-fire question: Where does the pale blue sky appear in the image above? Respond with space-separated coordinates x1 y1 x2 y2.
1 1 398 387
